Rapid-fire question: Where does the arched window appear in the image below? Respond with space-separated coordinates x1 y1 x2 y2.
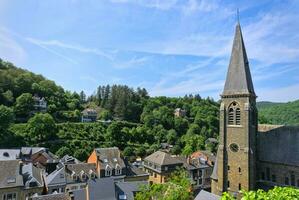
115 164 122 175
227 102 241 125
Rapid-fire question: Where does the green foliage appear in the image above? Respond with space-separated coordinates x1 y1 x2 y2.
257 100 299 125
221 186 299 200
135 170 193 200
14 93 34 119
0 105 14 131
26 113 57 144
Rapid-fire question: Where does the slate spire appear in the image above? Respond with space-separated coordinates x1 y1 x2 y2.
222 23 255 96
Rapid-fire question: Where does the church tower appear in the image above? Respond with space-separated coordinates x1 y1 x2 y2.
211 23 258 196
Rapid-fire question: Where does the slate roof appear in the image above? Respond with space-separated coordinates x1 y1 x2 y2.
65 163 96 174
115 181 148 200
222 23 255 96
194 190 220 200
95 147 126 169
87 178 116 200
22 163 44 188
46 166 66 186
21 147 46 155
257 125 299 166
72 189 87 200
32 193 71 200
144 151 183 166
0 149 21 160
60 155 81 164
0 160 23 189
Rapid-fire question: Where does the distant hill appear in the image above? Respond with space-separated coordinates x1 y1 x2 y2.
257 100 299 125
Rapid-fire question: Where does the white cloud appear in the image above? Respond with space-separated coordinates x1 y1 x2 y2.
0 28 27 65
26 38 115 61
112 56 150 69
258 84 299 102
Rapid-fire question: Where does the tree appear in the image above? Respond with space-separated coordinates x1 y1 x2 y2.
123 146 134 157
135 170 192 200
221 186 299 200
79 91 86 103
0 105 14 131
14 93 34 118
26 113 56 144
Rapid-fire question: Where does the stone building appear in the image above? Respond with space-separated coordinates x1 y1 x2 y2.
211 22 299 197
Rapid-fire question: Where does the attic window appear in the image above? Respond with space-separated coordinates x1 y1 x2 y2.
103 158 108 163
3 152 9 157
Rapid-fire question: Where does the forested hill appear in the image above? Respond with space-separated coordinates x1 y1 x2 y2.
0 59 220 160
257 100 299 125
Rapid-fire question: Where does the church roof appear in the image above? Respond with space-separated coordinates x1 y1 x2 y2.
222 23 255 96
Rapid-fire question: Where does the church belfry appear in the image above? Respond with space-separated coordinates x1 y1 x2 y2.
211 23 258 196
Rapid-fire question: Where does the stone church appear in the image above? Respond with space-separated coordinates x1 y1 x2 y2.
211 22 299 197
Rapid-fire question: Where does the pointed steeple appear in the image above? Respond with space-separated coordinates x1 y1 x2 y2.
222 23 255 96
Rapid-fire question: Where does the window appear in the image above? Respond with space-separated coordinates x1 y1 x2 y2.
238 183 241 190
228 108 234 125
235 108 241 125
238 167 241 173
115 164 122 175
105 165 112 177
228 102 241 125
291 174 295 186
198 178 202 185
229 143 239 152
227 165 230 170
3 193 17 200
227 181 230 188
272 175 276 182
266 168 270 181
154 173 157 178
285 177 289 185
297 179 299 187
261 172 265 180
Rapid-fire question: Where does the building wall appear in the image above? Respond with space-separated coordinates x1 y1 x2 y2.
87 150 99 174
144 168 168 184
257 161 299 188
0 186 43 200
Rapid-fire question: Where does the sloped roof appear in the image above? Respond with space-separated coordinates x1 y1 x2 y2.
115 181 148 200
95 147 126 169
87 178 116 200
195 190 220 200
46 166 66 186
0 160 23 189
22 163 43 188
32 193 71 200
65 163 96 174
257 125 299 166
222 23 255 96
0 149 21 160
144 151 183 166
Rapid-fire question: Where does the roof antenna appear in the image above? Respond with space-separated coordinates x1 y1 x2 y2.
237 8 240 24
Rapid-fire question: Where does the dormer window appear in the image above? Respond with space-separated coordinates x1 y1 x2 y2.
228 102 241 125
115 164 122 175
105 165 112 177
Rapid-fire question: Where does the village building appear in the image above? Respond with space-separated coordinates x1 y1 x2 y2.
33 95 47 113
174 108 187 117
81 108 98 122
0 160 44 200
211 22 299 197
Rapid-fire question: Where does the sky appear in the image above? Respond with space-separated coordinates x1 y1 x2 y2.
0 0 299 102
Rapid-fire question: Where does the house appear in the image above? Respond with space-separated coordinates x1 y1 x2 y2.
174 108 186 117
143 151 184 184
21 147 60 173
46 162 97 194
0 160 44 200
81 108 97 122
33 96 47 112
32 192 72 200
87 147 126 181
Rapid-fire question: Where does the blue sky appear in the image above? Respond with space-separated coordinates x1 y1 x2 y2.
0 0 299 102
